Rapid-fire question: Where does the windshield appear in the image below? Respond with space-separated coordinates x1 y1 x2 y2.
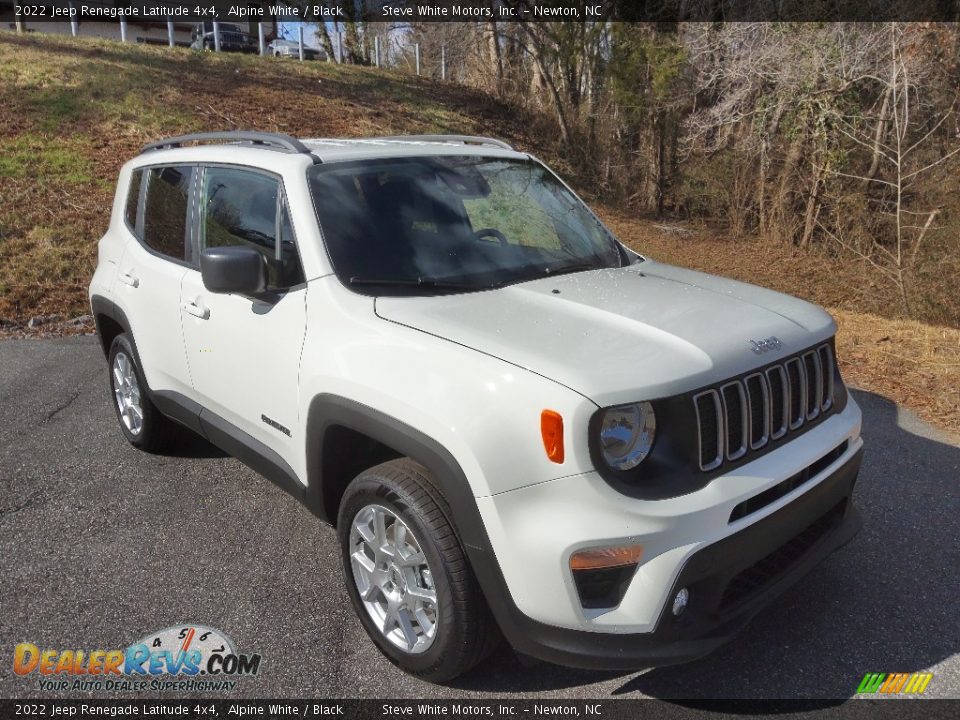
307 156 626 295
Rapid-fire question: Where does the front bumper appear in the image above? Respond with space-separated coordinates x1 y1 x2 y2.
468 397 863 669
481 447 862 670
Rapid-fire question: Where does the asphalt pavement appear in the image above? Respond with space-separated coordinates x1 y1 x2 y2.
1 337 957 701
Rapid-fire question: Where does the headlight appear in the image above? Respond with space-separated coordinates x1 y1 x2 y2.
597 402 656 471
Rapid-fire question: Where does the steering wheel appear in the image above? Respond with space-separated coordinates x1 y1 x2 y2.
473 228 509 246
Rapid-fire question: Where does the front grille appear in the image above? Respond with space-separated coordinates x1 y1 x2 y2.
693 344 836 472
766 365 789 439
744 373 769 449
719 499 847 610
694 390 723 471
818 345 835 410
721 382 747 460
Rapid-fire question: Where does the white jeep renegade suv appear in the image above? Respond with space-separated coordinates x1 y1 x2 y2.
89 132 864 681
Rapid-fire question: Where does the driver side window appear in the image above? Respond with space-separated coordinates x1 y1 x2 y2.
199 166 304 290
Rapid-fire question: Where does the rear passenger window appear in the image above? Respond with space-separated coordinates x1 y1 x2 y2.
200 167 304 290
125 168 142 231
143 165 193 261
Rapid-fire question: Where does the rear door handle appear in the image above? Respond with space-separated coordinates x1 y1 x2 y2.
182 301 210 320
118 272 139 288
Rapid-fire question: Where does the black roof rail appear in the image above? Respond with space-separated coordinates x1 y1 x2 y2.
140 131 319 162
366 135 515 151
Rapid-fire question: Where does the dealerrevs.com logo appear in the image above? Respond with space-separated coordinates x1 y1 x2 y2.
13 625 261 692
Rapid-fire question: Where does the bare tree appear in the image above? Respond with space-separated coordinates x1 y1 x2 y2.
486 20 504 95
681 23 890 239
817 24 960 316
314 22 336 62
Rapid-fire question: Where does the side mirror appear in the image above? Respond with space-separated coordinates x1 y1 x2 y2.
200 246 267 296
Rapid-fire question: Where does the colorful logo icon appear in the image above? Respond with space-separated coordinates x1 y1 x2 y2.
856 672 933 695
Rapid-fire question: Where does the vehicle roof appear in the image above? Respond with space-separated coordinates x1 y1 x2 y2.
301 138 527 163
132 133 527 168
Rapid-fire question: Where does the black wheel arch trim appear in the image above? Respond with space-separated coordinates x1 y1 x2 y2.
304 395 486 543
302 394 549 652
91 294 133 358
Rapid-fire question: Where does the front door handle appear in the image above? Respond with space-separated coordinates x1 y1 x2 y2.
118 272 139 288
182 301 210 320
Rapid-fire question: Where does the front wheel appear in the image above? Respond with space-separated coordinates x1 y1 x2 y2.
337 459 499 681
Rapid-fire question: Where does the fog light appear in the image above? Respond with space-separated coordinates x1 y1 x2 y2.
672 587 689 616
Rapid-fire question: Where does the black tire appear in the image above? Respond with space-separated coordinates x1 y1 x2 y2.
337 458 500 682
107 333 175 452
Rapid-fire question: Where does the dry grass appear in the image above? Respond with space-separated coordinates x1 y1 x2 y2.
1 32 957 438
0 32 551 321
831 311 960 439
601 208 904 318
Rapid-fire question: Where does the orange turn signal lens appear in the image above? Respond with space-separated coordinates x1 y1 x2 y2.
540 409 564 463
569 544 644 571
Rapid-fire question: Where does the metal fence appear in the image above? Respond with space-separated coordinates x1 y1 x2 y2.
7 15 446 78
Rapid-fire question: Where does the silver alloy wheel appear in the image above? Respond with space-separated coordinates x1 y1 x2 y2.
349 504 439 654
112 351 143 436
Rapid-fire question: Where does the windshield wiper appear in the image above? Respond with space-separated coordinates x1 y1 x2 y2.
543 262 603 278
348 277 484 291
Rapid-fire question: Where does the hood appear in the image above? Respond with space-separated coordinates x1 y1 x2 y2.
375 261 836 406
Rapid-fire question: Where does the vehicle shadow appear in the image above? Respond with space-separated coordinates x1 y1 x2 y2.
159 425 228 460
451 389 960 699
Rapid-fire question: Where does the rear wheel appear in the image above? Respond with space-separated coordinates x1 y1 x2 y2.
107 333 175 452
337 459 500 681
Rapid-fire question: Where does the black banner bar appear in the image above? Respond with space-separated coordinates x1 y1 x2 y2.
2 699 960 720
5 0 960 23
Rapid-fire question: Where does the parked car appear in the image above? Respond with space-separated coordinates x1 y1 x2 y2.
268 38 324 61
190 22 258 53
89 132 864 681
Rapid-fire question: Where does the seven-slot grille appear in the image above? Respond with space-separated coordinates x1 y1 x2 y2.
693 344 835 471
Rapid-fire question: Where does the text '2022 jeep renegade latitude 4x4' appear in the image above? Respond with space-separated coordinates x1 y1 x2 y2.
89 132 864 681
